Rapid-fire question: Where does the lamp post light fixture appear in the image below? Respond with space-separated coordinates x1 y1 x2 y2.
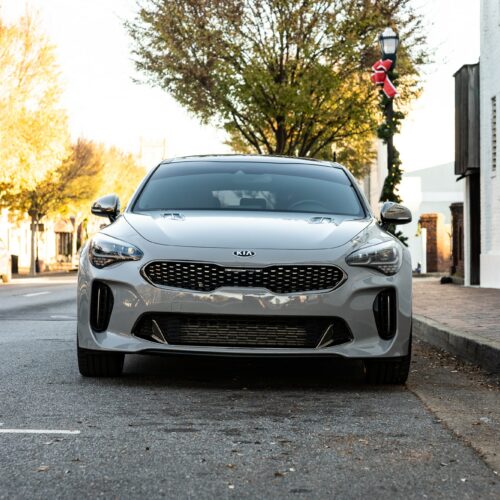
379 27 400 62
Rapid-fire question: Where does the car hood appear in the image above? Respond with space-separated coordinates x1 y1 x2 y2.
123 211 372 250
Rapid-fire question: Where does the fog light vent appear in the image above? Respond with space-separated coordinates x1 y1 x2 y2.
90 280 114 332
373 289 397 340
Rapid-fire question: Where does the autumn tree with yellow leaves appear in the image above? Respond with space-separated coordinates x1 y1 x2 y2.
2 135 146 275
0 12 69 188
56 141 145 258
0 12 69 275
0 12 146 275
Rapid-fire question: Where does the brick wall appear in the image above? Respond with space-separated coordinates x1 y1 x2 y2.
419 213 451 273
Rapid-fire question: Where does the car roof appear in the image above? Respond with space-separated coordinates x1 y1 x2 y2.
160 154 343 169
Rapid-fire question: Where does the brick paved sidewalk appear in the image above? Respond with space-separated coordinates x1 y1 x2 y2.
413 278 500 372
413 278 500 345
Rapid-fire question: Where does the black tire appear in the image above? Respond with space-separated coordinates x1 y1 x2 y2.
364 336 412 385
77 345 124 377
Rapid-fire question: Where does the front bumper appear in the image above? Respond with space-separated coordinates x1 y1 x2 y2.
77 245 412 359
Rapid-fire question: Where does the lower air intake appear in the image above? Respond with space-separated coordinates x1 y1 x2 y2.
90 281 114 332
133 314 353 349
373 289 397 340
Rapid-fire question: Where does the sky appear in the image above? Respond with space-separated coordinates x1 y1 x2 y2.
1 0 480 171
397 0 480 171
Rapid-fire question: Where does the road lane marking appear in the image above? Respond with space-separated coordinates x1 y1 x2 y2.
0 429 80 435
50 315 75 319
23 291 50 297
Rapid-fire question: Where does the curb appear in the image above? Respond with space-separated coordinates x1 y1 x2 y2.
413 314 500 374
12 270 77 279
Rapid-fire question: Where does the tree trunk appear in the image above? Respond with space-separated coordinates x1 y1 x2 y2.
30 216 37 277
275 118 286 155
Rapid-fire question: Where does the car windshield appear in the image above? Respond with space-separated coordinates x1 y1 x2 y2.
133 161 365 217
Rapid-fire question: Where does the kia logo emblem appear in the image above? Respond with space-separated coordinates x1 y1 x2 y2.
233 250 255 257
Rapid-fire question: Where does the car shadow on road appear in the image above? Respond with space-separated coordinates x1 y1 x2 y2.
105 353 400 391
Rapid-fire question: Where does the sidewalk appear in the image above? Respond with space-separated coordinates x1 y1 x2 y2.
413 278 500 373
0 270 77 286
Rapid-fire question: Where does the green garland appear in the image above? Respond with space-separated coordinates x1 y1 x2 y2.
377 68 408 246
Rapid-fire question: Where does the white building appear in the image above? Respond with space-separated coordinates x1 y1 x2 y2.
456 1 500 288
479 0 500 287
399 163 463 271
0 208 77 274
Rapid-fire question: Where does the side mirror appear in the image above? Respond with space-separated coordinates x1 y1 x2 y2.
91 194 121 222
380 201 412 227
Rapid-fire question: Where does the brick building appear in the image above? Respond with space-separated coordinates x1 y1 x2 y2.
418 213 451 273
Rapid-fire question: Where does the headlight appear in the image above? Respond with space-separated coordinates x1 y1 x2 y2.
345 240 402 276
89 234 143 269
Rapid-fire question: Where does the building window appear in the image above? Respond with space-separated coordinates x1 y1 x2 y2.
56 232 72 259
492 96 497 172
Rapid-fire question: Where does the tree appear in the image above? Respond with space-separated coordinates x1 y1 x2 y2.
0 12 69 275
128 0 427 176
97 147 146 207
52 139 107 258
1 139 147 272
1 139 105 271
0 12 69 189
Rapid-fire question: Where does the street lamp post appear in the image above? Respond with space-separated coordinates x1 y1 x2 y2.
370 28 407 243
377 27 399 193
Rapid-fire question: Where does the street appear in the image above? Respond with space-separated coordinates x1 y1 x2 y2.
0 276 498 499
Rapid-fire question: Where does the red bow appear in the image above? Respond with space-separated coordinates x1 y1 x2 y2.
371 59 397 99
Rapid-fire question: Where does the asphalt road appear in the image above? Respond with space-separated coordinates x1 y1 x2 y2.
0 276 498 499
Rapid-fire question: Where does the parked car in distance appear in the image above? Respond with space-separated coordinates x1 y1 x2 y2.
0 238 11 283
77 155 412 383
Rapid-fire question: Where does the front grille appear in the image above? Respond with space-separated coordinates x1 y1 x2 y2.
142 261 345 294
133 314 353 349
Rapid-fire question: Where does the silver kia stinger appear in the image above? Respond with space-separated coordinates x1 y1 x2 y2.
77 155 412 383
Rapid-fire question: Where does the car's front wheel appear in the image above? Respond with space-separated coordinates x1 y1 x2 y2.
364 354 410 385
77 345 124 377
364 335 412 385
